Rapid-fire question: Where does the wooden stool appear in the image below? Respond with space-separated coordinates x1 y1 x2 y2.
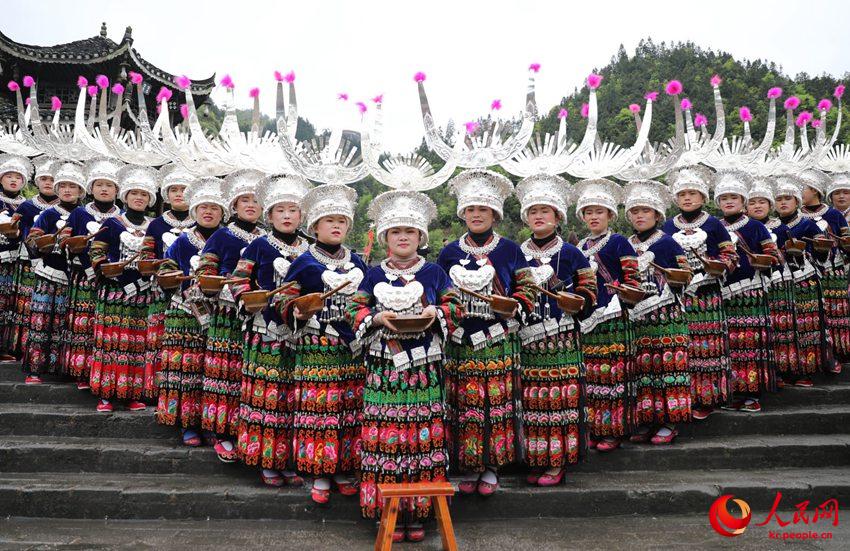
374 481 457 551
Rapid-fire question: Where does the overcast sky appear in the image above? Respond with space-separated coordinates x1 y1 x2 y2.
4 0 850 151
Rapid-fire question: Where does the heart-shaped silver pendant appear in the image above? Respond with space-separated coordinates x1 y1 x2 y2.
525 255 533 261
459 259 470 266
343 262 355 270
55 219 66 230
386 274 399 282
540 256 551 265
401 274 416 282
476 258 488 267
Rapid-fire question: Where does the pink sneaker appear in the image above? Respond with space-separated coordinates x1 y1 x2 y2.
24 375 42 385
96 401 113 413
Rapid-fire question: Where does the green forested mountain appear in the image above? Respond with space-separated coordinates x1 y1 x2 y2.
206 39 850 258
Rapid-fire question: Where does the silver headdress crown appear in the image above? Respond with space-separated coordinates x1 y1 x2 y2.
748 176 777 206
827 173 850 200
798 168 832 198
224 168 265 207
416 66 537 169
257 173 312 218
367 189 438 247
704 86 779 172
0 153 33 181
32 156 58 180
615 90 685 182
515 175 571 223
53 161 86 190
573 178 624 219
711 169 753 205
622 179 671 219
673 76 726 168
85 157 124 193
667 164 713 199
117 164 159 208
301 183 358 232
159 163 197 195
186 177 229 221
774 174 804 204
448 169 514 220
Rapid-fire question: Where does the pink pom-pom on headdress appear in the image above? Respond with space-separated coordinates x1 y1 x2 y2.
274 71 284 82
812 119 823 128
51 96 62 111
25 98 30 106
694 113 708 127
739 106 752 122
665 80 683 95
558 108 569 119
111 83 124 96
464 121 480 135
835 84 845 99
587 73 603 89
175 75 191 89
818 99 833 111
680 98 692 110
95 75 109 89
491 99 502 111
129 71 143 85
355 101 367 114
219 74 234 89
529 63 541 73
249 87 260 98
283 71 295 83
22 75 34 88
644 91 658 101
413 71 426 83
77 76 88 88
337 92 349 101
371 94 383 104
796 111 813 127
156 87 173 103
180 104 189 120
710 74 723 87
629 103 641 114
767 87 782 99
87 85 98 98
7 81 19 92
784 96 800 110
580 103 589 118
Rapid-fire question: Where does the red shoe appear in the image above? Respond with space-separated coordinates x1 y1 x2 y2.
127 401 146 411
333 479 358 496
794 379 814 388
650 428 678 445
457 479 478 495
392 527 405 543
692 406 718 420
596 438 621 452
24 375 42 385
537 469 565 487
629 429 651 443
478 479 499 496
261 471 285 487
284 473 304 487
214 441 236 463
406 524 425 542
76 381 90 390
738 400 762 413
311 486 330 505
96 401 113 413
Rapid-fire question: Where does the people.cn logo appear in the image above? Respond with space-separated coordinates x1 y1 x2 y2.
709 494 753 537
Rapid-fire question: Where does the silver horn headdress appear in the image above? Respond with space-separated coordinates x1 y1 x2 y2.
704 85 779 173
671 76 726 168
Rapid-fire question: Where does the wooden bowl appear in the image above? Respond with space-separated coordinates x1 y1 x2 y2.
701 258 726 277
157 270 189 290
138 259 164 277
100 261 126 278
292 292 324 319
62 235 91 254
388 313 436 333
663 268 693 287
197 275 228 294
610 283 647 305
490 295 519 317
241 290 273 314
555 292 586 315
748 253 774 270
0 220 18 238
34 233 56 253
839 236 850 254
811 237 834 253
784 238 806 257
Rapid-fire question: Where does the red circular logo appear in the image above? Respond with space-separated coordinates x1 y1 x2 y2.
709 494 752 537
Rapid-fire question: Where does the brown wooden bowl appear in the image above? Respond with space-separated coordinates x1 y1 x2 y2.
62 235 91 254
811 237 834 253
490 295 519 317
157 270 190 290
387 313 436 333
197 275 228 294
701 258 726 277
555 292 586 314
138 259 165 277
784 238 806 256
663 268 693 286
0 220 19 238
608 283 647 305
34 233 56 253
292 292 324 319
100 261 127 278
240 289 273 314
748 253 774 270
839 236 850 254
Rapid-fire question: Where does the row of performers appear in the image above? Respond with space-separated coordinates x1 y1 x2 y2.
1 153 849 542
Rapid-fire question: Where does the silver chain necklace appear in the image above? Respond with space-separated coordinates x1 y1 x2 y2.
309 243 351 270
521 235 563 261
85 202 120 222
459 232 501 256
32 195 57 211
578 230 612 259
673 211 709 231
227 222 265 244
785 213 802 229
1 194 24 209
381 256 426 277
267 234 308 259
120 214 150 234
722 214 750 233
800 204 828 219
163 210 194 229
629 230 664 254
186 229 207 251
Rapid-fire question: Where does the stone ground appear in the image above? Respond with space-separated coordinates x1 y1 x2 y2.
1 513 847 550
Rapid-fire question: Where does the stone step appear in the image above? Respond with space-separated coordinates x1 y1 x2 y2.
0 468 846 521
1 433 848 476
676 404 850 437
0 404 174 439
0 381 106 406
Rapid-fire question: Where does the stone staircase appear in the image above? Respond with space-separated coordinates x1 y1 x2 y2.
1 363 848 521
